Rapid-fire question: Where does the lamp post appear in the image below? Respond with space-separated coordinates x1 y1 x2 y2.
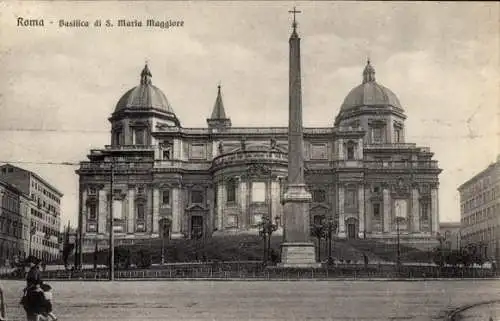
395 217 402 272
324 217 337 265
258 216 279 265
436 232 446 268
29 222 36 257
109 161 115 281
160 218 171 265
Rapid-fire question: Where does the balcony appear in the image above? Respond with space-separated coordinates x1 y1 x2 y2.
104 145 156 151
78 162 153 173
153 160 211 171
364 160 439 170
212 150 288 169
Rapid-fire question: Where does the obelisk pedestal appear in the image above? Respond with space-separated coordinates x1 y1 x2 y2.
278 8 320 268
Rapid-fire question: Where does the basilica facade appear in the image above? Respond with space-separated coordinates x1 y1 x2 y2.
77 48 441 254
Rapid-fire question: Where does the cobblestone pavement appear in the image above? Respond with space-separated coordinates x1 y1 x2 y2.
2 280 500 321
455 301 500 321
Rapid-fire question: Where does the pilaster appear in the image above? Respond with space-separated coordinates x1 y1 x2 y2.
358 185 365 238
338 185 345 237
152 187 160 234
338 140 344 160
217 183 224 231
172 188 182 234
271 178 280 224
364 186 372 233
239 177 247 229
127 188 135 233
98 189 108 234
411 187 420 233
383 187 390 233
81 189 88 233
431 187 439 234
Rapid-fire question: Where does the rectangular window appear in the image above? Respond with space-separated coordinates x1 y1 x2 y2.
163 150 171 160
88 204 97 221
134 128 146 145
136 203 145 221
310 143 327 160
344 189 357 208
312 190 326 203
421 202 429 220
191 190 204 204
226 180 236 203
394 128 402 143
112 200 123 220
373 203 381 218
372 127 384 143
162 190 170 205
190 143 205 160
251 182 266 202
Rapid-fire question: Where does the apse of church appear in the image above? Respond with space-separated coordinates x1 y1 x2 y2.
77 44 441 253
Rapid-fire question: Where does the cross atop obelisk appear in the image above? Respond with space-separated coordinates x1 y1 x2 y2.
288 6 301 33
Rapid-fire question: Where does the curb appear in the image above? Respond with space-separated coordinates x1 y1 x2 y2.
445 299 500 321
38 277 500 282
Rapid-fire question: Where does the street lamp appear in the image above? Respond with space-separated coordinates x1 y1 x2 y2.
395 217 402 271
324 217 337 265
29 222 36 257
258 216 279 265
436 232 447 268
311 220 326 263
160 218 171 265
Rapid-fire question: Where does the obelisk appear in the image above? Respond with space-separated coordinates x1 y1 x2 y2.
279 8 319 268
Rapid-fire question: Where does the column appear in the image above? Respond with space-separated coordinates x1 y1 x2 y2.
431 186 439 234
207 186 215 233
81 189 88 233
357 138 363 160
364 186 372 233
173 139 181 160
338 140 344 160
358 185 365 238
172 188 181 234
127 188 135 233
271 178 280 224
98 189 108 235
152 187 160 234
217 183 224 231
411 187 420 233
239 178 247 228
212 141 218 159
338 185 345 237
383 187 390 233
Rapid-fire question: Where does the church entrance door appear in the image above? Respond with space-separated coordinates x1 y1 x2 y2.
191 216 203 239
347 223 356 239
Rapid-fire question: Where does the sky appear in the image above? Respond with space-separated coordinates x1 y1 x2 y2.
0 1 498 229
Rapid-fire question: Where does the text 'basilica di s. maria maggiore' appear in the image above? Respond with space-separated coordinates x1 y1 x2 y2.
76 19 442 253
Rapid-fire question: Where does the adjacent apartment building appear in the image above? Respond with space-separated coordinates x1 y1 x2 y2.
0 180 31 266
0 164 63 261
458 155 500 262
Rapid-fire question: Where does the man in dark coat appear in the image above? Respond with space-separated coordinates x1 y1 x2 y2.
26 258 42 288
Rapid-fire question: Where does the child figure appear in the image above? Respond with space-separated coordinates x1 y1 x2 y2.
40 283 57 321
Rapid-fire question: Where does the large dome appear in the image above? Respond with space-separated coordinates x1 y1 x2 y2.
340 60 402 111
114 64 176 114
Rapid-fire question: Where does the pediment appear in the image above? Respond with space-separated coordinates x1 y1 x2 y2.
310 203 330 211
186 204 207 211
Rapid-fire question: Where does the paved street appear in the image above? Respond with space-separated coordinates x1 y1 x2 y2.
2 280 500 321
456 301 500 321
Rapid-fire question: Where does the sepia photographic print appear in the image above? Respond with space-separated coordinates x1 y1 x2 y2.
0 1 499 320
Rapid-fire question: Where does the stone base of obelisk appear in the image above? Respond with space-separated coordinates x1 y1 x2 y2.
278 242 321 268
277 184 320 268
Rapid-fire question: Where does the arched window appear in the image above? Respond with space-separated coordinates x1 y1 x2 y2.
136 203 145 221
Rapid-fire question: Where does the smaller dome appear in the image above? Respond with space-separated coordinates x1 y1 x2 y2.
340 60 402 111
114 64 176 115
